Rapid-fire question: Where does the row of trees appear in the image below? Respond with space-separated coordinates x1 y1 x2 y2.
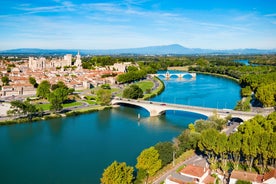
82 56 134 69
117 70 147 83
199 113 276 174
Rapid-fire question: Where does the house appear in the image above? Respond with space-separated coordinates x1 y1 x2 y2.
165 164 215 184
263 169 276 184
229 170 263 184
180 164 209 183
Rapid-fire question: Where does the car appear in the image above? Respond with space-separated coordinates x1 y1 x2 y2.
160 103 166 106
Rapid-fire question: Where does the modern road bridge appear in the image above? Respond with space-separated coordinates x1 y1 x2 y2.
111 99 263 121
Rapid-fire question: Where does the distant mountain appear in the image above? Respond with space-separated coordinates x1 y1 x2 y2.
1 44 276 55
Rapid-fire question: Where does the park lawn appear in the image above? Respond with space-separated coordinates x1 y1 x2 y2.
85 100 97 105
62 101 82 108
36 103 51 111
36 101 83 111
136 81 154 92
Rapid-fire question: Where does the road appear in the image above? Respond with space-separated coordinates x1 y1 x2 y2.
152 154 207 184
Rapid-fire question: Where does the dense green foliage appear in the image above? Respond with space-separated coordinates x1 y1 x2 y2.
1 76 9 85
29 77 38 88
81 56 134 69
236 180 252 184
117 70 147 83
96 88 112 105
198 112 276 173
250 55 276 66
36 80 73 112
136 147 162 178
122 84 143 99
101 161 134 184
36 80 51 99
235 97 252 111
8 100 39 120
154 142 174 167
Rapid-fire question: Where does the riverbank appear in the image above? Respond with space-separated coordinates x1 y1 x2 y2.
0 105 112 126
0 76 165 126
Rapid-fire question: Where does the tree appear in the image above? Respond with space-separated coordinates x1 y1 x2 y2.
97 88 112 105
101 161 134 184
123 84 143 99
1 76 9 86
8 100 38 120
51 81 68 91
198 128 220 163
101 84 111 89
227 132 242 169
255 83 276 107
154 142 173 167
136 146 161 182
48 89 65 113
241 86 252 97
37 80 51 99
29 77 38 88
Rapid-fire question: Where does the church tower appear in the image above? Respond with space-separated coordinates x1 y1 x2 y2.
74 51 82 69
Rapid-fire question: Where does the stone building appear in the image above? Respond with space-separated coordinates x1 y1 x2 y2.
29 57 46 70
28 53 82 71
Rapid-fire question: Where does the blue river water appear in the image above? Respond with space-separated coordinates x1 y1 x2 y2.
0 73 241 183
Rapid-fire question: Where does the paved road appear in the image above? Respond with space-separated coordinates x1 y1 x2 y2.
152 154 207 184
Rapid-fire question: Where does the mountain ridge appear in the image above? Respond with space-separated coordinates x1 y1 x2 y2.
1 44 276 55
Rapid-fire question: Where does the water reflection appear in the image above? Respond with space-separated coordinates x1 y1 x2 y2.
96 109 112 130
47 119 65 138
7 123 44 143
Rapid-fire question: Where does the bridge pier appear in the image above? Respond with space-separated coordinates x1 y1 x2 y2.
149 110 165 116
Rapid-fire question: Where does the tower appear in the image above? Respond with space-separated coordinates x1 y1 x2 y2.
74 50 82 69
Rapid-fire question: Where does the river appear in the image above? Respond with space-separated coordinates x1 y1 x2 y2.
0 73 240 183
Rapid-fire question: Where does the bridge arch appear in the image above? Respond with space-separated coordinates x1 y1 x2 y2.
158 109 208 119
112 101 152 115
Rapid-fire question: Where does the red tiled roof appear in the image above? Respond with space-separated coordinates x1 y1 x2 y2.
203 174 215 184
180 165 207 178
264 168 276 181
231 170 263 183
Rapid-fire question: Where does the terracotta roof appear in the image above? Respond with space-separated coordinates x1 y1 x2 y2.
264 168 276 181
230 170 263 183
180 165 207 178
203 174 215 184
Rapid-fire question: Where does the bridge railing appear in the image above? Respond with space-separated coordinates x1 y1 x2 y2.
112 98 260 116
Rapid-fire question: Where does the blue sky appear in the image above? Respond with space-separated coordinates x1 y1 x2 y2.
1 0 276 50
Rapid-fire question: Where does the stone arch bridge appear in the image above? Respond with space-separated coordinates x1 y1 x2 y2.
111 99 262 121
151 72 196 79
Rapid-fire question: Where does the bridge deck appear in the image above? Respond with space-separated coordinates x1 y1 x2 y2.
111 98 263 121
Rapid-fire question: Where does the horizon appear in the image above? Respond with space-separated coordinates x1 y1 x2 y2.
1 0 276 50
1 43 276 52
